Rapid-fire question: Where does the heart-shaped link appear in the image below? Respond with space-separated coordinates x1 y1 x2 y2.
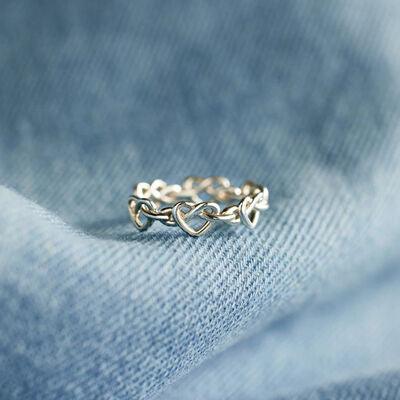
128 195 155 231
239 196 261 229
253 188 269 211
172 201 220 237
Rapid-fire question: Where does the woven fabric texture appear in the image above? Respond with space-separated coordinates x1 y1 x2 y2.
1 1 400 399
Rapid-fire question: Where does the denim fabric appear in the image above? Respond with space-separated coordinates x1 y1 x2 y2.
1 1 400 399
284 372 400 400
159 265 400 400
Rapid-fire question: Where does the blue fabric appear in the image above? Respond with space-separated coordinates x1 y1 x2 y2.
1 1 400 399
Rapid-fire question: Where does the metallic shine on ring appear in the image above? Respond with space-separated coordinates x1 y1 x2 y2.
128 176 269 237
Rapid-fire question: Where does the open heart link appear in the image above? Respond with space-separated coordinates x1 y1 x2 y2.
239 196 261 229
128 195 156 231
172 201 220 237
253 187 269 211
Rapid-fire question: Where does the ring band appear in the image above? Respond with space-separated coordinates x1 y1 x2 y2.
128 176 269 237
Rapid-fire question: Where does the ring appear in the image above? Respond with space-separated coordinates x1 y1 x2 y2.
128 176 269 237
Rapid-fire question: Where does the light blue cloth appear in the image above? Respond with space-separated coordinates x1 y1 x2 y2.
1 1 400 399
